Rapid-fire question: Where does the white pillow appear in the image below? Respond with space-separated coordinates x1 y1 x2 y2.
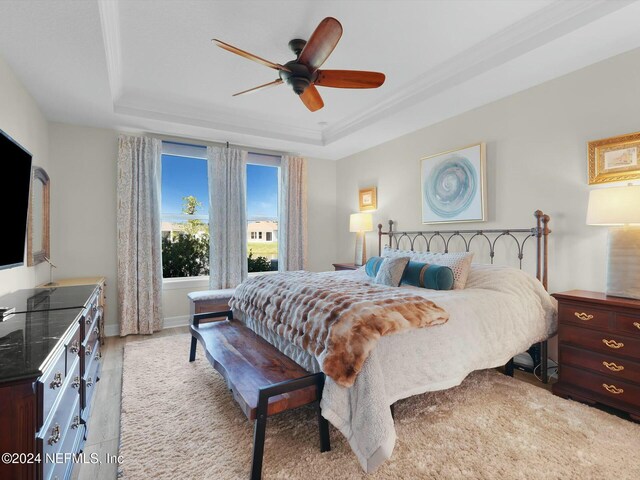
383 246 474 289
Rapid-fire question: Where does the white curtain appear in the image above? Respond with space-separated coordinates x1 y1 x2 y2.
116 135 163 336
208 146 248 288
278 155 308 271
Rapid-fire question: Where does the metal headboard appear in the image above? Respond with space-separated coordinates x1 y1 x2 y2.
377 210 551 290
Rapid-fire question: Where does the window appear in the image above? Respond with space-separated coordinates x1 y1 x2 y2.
160 143 281 278
246 154 280 272
160 142 209 279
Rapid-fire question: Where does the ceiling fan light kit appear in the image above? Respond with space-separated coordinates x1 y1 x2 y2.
213 17 385 111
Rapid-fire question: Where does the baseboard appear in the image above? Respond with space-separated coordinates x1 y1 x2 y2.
163 315 190 329
104 315 190 337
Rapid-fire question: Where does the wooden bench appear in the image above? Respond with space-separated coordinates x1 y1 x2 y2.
188 288 236 318
189 310 331 480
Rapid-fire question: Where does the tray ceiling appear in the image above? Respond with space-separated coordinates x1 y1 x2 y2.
1 0 639 159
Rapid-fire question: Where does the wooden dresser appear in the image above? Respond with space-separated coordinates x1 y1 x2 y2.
0 283 104 480
553 290 640 420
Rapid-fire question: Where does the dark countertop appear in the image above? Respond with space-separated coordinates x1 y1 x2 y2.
0 284 97 315
0 307 83 382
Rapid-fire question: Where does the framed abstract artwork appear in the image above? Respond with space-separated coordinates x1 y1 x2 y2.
420 143 486 224
359 187 377 211
588 131 640 184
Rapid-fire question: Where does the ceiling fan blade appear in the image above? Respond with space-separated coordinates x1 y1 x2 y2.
232 79 283 97
315 70 386 89
213 39 291 72
298 17 343 71
299 84 324 112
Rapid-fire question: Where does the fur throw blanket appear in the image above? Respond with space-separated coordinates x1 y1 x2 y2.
229 271 449 387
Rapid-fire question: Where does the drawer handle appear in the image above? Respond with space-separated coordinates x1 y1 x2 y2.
71 415 81 430
86 345 93 357
69 340 79 355
49 372 63 390
47 424 61 445
602 383 624 395
602 361 625 372
71 375 81 389
93 327 99 336
87 377 94 387
634 322 640 330
574 312 594 321
602 339 624 349
86 316 92 325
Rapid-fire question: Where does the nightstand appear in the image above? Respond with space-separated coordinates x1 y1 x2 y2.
552 290 640 421
332 263 360 271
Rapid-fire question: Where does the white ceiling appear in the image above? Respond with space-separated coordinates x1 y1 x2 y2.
1 0 640 159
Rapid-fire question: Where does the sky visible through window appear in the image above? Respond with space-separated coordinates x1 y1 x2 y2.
161 154 278 222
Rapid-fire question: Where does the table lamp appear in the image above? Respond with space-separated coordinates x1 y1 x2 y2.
350 213 373 266
586 184 640 299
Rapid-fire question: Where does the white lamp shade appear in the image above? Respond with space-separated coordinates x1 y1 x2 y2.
349 213 373 232
586 185 640 226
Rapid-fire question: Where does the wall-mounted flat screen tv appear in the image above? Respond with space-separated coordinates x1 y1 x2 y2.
0 129 33 270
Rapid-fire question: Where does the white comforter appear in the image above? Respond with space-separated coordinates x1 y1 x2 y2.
239 264 557 473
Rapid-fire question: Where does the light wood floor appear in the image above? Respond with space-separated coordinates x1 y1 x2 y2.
72 326 190 480
72 326 552 480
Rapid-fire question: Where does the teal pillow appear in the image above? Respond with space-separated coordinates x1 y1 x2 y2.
365 256 384 277
401 261 454 290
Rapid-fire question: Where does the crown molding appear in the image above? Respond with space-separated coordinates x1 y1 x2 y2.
98 0 635 150
97 0 123 102
114 101 324 145
322 0 635 145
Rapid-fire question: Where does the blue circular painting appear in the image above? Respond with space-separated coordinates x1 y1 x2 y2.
424 155 477 218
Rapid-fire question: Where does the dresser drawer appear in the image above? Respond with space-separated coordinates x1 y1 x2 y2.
82 338 101 414
559 365 640 407
41 397 81 480
559 324 640 361
38 346 67 428
37 360 81 468
560 345 640 385
616 313 640 337
83 316 100 354
558 303 612 330
64 322 81 375
82 297 100 344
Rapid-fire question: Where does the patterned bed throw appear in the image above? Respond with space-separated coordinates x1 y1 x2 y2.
229 271 449 387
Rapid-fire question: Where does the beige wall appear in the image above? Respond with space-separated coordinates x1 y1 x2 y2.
0 55 50 294
336 48 640 297
307 157 337 272
48 123 119 333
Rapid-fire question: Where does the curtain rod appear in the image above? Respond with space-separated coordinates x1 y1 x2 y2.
153 134 298 158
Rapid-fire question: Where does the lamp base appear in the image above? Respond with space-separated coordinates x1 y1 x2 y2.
607 227 640 300
354 232 367 266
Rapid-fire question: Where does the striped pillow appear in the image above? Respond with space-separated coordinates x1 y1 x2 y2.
401 261 454 290
364 256 385 277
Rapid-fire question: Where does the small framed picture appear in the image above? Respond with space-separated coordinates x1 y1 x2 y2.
588 132 640 184
359 187 377 211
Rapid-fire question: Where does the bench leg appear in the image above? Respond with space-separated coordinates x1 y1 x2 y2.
317 403 331 453
250 414 267 480
189 335 197 362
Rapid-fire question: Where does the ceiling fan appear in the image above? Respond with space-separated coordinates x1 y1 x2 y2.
213 17 385 112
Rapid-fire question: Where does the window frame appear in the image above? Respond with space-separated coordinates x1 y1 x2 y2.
160 143 283 285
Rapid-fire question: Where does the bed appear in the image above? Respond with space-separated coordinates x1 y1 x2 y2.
230 210 557 473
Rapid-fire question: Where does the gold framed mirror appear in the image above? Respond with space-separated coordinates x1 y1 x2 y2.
27 167 50 266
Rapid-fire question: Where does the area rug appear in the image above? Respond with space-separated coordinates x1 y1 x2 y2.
119 334 640 479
